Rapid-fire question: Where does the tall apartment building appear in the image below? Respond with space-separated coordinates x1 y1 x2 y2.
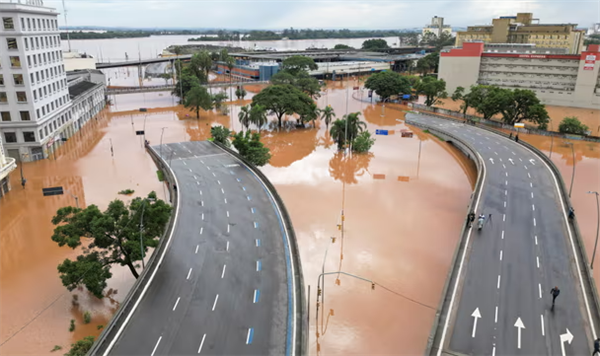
422 16 452 38
456 13 586 54
439 42 600 109
0 0 105 162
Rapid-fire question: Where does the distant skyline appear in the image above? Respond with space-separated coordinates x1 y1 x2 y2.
45 0 599 30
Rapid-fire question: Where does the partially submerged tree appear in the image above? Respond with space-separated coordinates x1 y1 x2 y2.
210 125 232 147
559 116 589 135
252 84 314 128
235 86 247 100
184 85 213 119
496 88 549 127
362 39 389 50
364 71 412 101
51 192 171 298
238 105 251 131
320 105 336 130
65 336 95 356
232 131 272 166
414 76 447 106
281 55 318 76
249 104 268 130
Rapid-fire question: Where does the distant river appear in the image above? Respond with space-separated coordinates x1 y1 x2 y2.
60 35 402 62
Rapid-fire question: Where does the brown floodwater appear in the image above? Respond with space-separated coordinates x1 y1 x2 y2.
1 79 477 355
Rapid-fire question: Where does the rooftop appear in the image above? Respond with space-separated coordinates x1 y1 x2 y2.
68 81 100 99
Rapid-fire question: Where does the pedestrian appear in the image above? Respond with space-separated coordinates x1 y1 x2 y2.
488 213 492 223
593 338 600 356
467 211 475 228
550 286 560 310
515 134 519 143
509 132 513 139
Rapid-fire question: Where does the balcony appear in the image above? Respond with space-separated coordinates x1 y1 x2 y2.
0 157 17 181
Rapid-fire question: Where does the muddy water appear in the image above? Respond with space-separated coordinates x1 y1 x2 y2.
1 80 474 355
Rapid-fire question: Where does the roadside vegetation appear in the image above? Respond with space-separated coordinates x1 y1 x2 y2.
210 125 271 166
50 192 171 298
64 336 95 356
559 116 589 135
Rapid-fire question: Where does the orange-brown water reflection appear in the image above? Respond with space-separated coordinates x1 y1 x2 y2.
1 79 476 355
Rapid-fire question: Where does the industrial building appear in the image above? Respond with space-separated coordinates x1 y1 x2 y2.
423 16 453 38
455 13 586 54
0 0 106 162
439 42 600 109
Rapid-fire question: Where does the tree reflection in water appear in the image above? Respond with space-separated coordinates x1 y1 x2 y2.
328 150 374 184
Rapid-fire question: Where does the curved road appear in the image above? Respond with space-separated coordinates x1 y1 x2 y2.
106 141 295 355
407 113 595 355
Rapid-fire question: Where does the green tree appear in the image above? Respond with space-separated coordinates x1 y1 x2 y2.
159 73 171 85
365 71 412 101
172 68 200 101
295 73 322 99
558 116 589 135
298 102 320 127
189 53 209 83
51 192 171 298
232 131 272 166
211 92 228 110
249 104 268 130
345 112 367 142
281 55 318 76
252 84 314 128
320 105 336 130
196 51 213 78
219 48 229 62
353 131 375 153
172 46 183 55
362 39 389 50
329 112 367 150
270 71 297 86
238 105 251 131
235 86 247 100
451 86 473 115
416 52 440 74
184 85 213 119
496 89 549 126
210 125 231 147
467 85 502 120
333 44 354 50
330 119 347 150
415 76 447 106
64 336 94 356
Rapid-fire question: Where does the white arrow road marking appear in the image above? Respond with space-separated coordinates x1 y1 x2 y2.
515 317 525 349
471 308 481 338
489 158 495 164
509 158 515 165
560 328 574 356
529 159 536 165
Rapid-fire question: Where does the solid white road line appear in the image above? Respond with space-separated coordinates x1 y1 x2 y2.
151 336 162 356
535 235 538 245
541 315 545 336
500 250 503 261
195 245 199 254
492 346 496 356
173 297 181 311
212 294 219 311
501 230 505 239
197 334 207 353
539 283 542 298
221 265 226 279
537 256 540 268
497 275 501 289
495 306 498 323
187 268 193 280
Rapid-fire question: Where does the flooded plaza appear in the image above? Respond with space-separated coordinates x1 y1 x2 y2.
1 78 598 355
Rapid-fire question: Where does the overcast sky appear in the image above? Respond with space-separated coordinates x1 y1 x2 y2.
45 0 599 30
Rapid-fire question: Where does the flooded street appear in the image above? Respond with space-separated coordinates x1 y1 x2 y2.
2 77 597 355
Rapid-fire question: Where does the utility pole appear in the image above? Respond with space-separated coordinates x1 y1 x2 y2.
564 142 575 197
160 127 167 158
61 0 72 52
589 191 600 269
109 138 114 157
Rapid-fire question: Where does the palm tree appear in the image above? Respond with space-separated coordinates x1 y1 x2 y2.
226 56 235 108
320 106 335 130
250 104 268 131
329 119 347 150
238 105 251 132
344 112 367 142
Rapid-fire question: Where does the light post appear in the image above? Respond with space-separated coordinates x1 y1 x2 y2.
564 141 575 197
139 197 156 269
160 127 167 158
381 98 390 117
109 138 114 157
549 120 554 159
589 191 600 270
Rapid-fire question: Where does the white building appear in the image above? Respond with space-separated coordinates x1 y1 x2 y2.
0 131 16 198
423 16 453 38
0 0 105 162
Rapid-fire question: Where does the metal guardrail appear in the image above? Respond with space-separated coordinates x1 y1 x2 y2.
88 143 178 356
409 111 600 353
210 141 307 356
404 117 485 356
106 81 269 95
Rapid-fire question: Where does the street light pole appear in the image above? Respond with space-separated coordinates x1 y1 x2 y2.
549 120 554 159
160 127 167 158
589 191 600 270
381 98 390 117
564 142 575 197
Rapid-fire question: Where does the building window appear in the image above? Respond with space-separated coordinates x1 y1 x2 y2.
0 74 3 86
34 90 37 100
20 18 25 30
43 53 46 63
13 74 23 85
23 131 35 142
36 72 39 82
10 56 21 68
16 92 27 103
20 111 31 121
4 132 17 143
44 126 48 136
2 17 14 30
37 19 41 30
24 38 29 50
27 18 31 30
1 112 10 121
39 129 43 139
27 55 31 67
7 38 18 50
36 109 40 118
42 106 45 115
45 37 48 46
35 37 39 48
0 92 7 103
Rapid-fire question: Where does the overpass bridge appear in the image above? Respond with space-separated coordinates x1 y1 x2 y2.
106 81 268 95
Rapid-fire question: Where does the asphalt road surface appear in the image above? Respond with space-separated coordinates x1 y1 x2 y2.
107 141 293 355
407 113 594 356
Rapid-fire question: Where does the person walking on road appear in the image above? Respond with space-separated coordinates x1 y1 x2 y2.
467 212 475 228
515 134 519 143
550 286 560 310
509 132 513 140
592 338 600 355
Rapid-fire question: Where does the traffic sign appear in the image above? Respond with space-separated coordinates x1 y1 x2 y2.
136 130 145 135
42 186 64 196
376 129 388 136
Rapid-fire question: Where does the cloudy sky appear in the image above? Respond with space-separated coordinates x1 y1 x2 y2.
45 0 599 30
